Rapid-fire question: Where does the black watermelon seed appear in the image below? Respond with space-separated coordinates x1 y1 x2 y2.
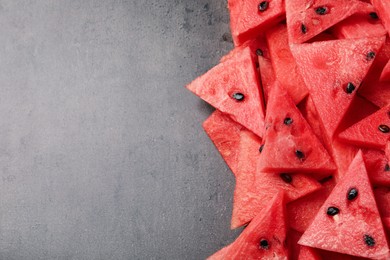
345 82 356 94
258 1 269 12
259 239 270 250
385 164 390 172
232 92 245 101
369 12 379 20
364 235 375 247
378 124 390 133
347 188 358 201
301 24 307 34
256 49 264 56
295 150 305 160
259 144 265 153
284 117 293 125
366 51 376 61
280 173 293 184
327 207 340 216
315 6 328 15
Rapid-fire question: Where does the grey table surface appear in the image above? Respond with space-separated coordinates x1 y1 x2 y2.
0 0 242 259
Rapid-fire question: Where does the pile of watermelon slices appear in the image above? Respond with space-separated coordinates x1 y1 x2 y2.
187 0 390 259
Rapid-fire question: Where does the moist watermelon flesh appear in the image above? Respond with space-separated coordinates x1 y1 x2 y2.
232 129 321 229
258 82 335 176
266 23 308 104
372 0 390 36
257 38 276 104
208 192 288 260
299 151 389 259
363 149 390 186
228 0 285 46
331 4 386 39
187 46 265 138
358 37 390 108
286 0 366 44
298 246 321 260
380 59 390 82
338 105 390 150
203 110 244 175
292 36 385 139
386 141 390 161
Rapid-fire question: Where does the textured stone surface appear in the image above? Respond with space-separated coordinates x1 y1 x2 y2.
0 0 239 259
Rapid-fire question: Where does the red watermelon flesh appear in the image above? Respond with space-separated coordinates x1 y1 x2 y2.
380 60 390 82
287 229 302 260
331 5 386 39
266 23 308 104
363 149 390 186
374 186 390 232
291 36 385 139
257 38 276 104
287 177 336 233
298 246 321 260
232 129 321 229
386 141 390 161
228 0 285 46
258 82 335 176
187 46 265 138
203 110 245 175
299 151 389 259
208 192 288 260
372 0 390 36
358 37 390 108
286 0 366 44
338 105 390 150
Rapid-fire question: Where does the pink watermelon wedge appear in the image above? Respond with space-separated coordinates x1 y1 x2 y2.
228 0 285 46
291 36 385 139
203 110 244 175
372 0 390 35
257 38 276 104
299 151 389 259
258 82 335 176
187 46 265 138
286 0 366 43
232 129 321 229
208 192 288 260
339 105 390 150
266 23 308 104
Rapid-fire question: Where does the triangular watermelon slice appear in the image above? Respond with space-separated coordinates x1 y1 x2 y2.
258 82 335 175
331 3 386 39
187 46 265 137
228 0 285 46
203 110 244 175
208 192 288 259
286 0 366 43
363 149 390 186
339 105 390 150
232 129 321 229
299 151 390 259
257 38 276 104
292 36 385 139
266 23 308 104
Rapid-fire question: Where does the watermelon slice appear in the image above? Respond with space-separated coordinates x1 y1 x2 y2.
292 36 385 139
257 38 276 104
187 46 265 138
358 37 390 108
298 246 321 260
363 149 390 186
286 0 366 44
372 0 390 36
232 129 321 228
228 0 285 46
258 82 335 175
331 4 386 39
287 177 336 233
266 23 308 104
374 187 390 233
203 110 244 175
299 151 390 259
208 192 288 260
339 105 390 150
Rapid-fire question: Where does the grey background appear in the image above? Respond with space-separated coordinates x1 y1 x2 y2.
0 0 241 259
